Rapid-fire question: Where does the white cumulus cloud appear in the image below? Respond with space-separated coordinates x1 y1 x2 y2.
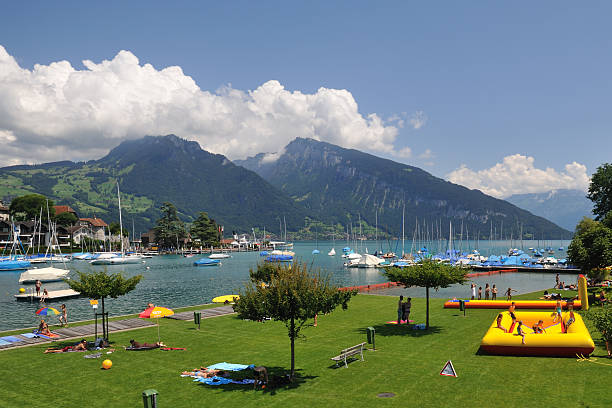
446 154 590 198
0 45 410 165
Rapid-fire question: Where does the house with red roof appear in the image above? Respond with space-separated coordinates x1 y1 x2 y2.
78 217 108 241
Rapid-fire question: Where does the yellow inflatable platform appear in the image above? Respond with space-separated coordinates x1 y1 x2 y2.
444 299 582 309
480 311 595 356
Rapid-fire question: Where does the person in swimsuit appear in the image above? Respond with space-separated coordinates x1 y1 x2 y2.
478 286 482 300
397 295 404 324
506 287 517 301
532 320 545 334
58 304 68 326
38 319 51 336
516 321 527 344
492 284 498 300
471 283 476 300
130 339 165 348
484 284 490 300
35 280 41 296
564 302 575 333
39 289 48 304
404 298 412 324
552 300 562 323
496 314 507 332
508 302 517 332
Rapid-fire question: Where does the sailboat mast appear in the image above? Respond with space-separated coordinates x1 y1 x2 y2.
401 204 405 257
117 182 124 255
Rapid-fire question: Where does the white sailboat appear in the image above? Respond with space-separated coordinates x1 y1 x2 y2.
91 183 141 265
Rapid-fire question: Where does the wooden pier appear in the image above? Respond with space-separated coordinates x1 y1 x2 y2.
14 289 81 301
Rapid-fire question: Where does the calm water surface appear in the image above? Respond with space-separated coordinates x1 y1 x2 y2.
0 240 576 331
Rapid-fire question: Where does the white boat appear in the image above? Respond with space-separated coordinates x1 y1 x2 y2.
328 248 336 256
347 252 361 260
209 253 231 259
19 267 70 284
357 254 385 268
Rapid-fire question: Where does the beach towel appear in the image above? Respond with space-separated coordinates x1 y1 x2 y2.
0 336 22 343
84 353 102 359
0 339 11 346
21 333 38 339
193 376 255 385
207 362 254 371
125 346 158 351
34 331 60 339
161 347 186 351
385 320 415 324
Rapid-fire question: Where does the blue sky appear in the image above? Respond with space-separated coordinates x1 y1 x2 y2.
0 1 610 197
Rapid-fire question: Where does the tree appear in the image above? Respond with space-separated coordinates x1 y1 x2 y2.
567 219 612 282
588 163 612 220
153 202 186 249
234 262 357 380
108 222 129 237
66 270 142 340
383 259 468 329
190 211 219 247
586 306 612 358
9 194 54 221
55 211 78 227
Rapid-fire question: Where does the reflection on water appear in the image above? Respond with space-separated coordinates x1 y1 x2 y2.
0 240 575 331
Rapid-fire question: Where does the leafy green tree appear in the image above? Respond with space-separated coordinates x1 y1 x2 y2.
55 211 78 227
153 202 186 249
588 163 612 220
108 222 129 237
234 262 357 380
190 211 219 247
586 306 612 358
568 219 612 282
66 270 142 340
383 259 468 329
9 194 54 221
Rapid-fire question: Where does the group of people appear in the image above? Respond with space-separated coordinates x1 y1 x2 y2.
397 295 412 324
470 283 518 300
495 300 576 344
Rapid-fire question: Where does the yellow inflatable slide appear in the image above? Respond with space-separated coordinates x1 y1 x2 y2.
480 311 595 356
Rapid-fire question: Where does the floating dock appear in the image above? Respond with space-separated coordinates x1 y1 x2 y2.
14 289 81 301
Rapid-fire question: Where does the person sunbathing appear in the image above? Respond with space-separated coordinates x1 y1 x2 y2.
182 367 228 378
37 319 52 336
129 339 165 349
44 339 88 353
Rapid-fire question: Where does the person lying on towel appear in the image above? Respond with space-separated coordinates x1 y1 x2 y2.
44 339 88 353
182 367 229 378
129 339 165 349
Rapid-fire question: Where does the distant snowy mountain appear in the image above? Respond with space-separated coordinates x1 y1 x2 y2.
506 189 593 232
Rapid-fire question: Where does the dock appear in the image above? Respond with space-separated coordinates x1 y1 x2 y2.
14 289 81 301
0 305 236 351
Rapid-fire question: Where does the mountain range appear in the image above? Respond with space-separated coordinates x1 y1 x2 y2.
0 135 572 239
506 189 593 232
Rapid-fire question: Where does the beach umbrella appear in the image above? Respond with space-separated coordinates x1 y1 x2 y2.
212 295 239 304
138 306 174 343
35 307 60 316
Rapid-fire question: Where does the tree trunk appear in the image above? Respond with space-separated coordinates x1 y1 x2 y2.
426 286 430 329
101 297 107 341
290 316 295 381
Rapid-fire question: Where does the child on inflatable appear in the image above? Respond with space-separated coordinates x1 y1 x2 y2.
495 314 507 332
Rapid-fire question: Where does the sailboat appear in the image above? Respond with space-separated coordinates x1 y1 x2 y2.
91 183 141 265
312 226 320 254
20 217 70 283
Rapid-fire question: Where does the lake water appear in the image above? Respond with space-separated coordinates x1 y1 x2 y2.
0 240 577 331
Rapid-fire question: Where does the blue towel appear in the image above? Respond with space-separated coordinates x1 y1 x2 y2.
194 376 255 385
20 333 38 338
207 362 254 371
0 339 11 346
0 336 22 343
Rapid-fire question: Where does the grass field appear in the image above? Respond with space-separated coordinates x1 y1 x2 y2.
0 291 610 408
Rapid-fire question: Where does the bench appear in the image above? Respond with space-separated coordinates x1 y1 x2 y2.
330 342 366 368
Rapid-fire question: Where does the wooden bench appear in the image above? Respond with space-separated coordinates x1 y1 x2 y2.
330 342 366 368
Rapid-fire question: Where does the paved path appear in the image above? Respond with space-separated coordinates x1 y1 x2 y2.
0 305 236 351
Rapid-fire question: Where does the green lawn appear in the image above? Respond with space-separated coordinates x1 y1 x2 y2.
1 292 610 408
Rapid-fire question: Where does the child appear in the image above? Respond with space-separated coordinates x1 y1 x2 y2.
478 286 482 300
471 283 476 300
508 302 517 333
484 284 490 300
496 313 507 332
564 302 575 333
506 287 517 301
492 284 497 300
58 304 68 327
552 300 562 323
516 321 527 344
532 320 545 334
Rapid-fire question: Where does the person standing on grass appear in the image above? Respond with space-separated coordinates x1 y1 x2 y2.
506 287 517 301
492 284 498 300
397 295 404 324
485 284 490 300
555 273 560 289
478 286 482 300
403 298 412 324
471 283 476 300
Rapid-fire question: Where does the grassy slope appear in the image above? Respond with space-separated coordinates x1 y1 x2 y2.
0 293 610 408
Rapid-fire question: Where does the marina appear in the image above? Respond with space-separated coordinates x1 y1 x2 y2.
14 289 81 301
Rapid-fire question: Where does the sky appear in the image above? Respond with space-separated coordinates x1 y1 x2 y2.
0 1 610 198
